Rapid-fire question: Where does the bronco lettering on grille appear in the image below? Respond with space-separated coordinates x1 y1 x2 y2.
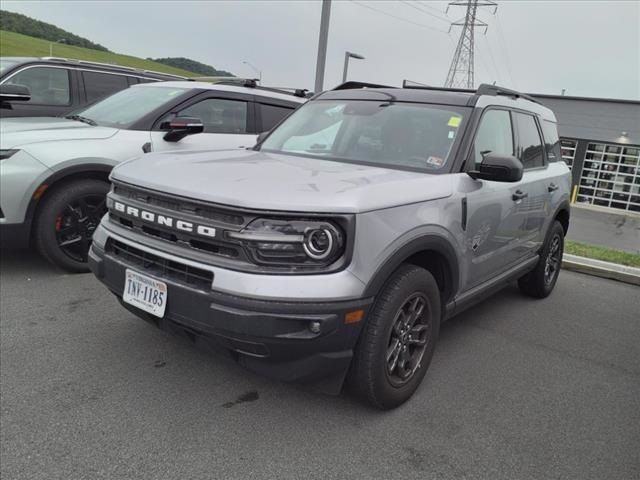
113 201 217 239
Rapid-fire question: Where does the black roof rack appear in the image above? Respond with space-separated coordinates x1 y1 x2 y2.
476 84 541 105
333 81 394 91
210 78 312 98
401 79 540 105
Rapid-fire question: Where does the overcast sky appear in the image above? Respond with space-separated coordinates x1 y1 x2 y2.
4 0 639 99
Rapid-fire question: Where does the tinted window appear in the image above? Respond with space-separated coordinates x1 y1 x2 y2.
178 98 248 134
5 67 70 105
83 71 129 103
259 103 294 131
77 85 188 128
473 109 514 166
540 120 561 162
515 112 544 168
261 100 467 172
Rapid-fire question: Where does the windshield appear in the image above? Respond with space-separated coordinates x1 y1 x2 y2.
74 85 188 129
260 100 468 171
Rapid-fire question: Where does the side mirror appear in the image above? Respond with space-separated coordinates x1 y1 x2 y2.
468 153 523 183
0 84 31 108
162 117 204 142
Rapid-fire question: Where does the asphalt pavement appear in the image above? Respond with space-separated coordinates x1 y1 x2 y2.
1 249 639 480
567 205 640 254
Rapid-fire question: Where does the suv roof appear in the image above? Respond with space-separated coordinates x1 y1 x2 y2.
319 81 556 121
140 80 309 103
0 56 185 81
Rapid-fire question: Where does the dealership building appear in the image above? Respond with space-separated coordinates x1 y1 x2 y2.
530 93 640 213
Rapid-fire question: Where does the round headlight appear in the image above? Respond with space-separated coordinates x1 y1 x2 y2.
303 228 334 260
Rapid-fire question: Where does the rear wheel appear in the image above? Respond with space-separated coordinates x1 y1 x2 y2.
349 265 440 410
518 220 565 298
34 179 109 272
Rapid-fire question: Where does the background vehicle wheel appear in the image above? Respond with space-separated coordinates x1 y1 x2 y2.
34 179 109 273
518 220 565 298
349 264 441 410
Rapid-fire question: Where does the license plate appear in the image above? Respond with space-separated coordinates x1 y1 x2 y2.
123 269 167 318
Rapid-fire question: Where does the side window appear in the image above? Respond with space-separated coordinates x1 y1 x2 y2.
514 112 545 169
82 72 129 103
473 109 514 166
540 120 561 162
258 103 294 131
5 67 70 105
178 98 248 134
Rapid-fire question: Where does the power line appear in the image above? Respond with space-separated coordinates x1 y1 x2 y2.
399 1 451 24
416 0 450 15
350 1 449 34
494 11 517 88
480 33 502 84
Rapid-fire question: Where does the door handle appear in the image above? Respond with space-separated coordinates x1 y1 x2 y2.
548 183 559 192
512 190 528 201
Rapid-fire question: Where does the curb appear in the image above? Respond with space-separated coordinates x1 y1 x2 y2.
562 254 640 286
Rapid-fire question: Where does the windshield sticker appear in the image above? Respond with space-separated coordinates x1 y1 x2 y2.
448 130 455 139
426 156 445 168
447 116 462 127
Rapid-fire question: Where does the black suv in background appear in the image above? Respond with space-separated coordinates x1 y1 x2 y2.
0 57 186 117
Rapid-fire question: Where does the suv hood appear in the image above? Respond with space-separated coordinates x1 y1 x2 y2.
112 149 454 213
0 117 117 148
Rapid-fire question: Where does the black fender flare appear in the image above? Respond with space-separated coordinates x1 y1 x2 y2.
550 199 571 234
362 234 460 300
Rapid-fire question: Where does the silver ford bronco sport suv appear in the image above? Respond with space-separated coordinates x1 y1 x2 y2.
89 82 571 409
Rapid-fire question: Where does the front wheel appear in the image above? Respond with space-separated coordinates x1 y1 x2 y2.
34 179 109 272
348 265 441 410
518 220 565 298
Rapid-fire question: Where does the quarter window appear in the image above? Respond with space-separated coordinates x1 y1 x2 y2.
83 72 129 103
540 120 561 162
514 112 544 169
5 67 70 105
472 109 514 166
178 98 248 134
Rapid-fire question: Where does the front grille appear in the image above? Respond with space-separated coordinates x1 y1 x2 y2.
106 239 213 290
109 212 240 259
112 183 245 226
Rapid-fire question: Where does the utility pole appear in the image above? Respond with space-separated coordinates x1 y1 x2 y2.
444 1 496 89
314 0 331 93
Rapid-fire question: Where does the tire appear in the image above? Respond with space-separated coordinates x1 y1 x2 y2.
349 264 441 410
34 179 109 273
518 220 565 298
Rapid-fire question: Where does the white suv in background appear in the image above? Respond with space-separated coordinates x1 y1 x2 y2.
0 79 307 271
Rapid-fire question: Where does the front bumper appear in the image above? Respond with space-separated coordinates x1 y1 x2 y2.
89 243 373 391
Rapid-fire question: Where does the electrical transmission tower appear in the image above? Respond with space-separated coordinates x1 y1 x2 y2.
444 1 497 89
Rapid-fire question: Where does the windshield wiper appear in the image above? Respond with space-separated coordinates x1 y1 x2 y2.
65 114 97 126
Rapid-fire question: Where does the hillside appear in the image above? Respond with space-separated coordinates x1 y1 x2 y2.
150 57 234 77
0 30 196 77
1 9 108 51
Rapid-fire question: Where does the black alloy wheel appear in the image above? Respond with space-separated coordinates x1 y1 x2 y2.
385 293 431 387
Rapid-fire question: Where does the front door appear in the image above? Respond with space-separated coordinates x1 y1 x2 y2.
150 96 256 152
462 108 532 289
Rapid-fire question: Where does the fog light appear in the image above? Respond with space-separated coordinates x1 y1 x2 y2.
309 321 321 333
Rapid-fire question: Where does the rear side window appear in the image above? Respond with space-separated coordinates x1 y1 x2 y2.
258 103 294 131
83 71 129 103
540 120 561 162
514 112 544 169
473 109 514 166
5 67 70 105
177 98 248 134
